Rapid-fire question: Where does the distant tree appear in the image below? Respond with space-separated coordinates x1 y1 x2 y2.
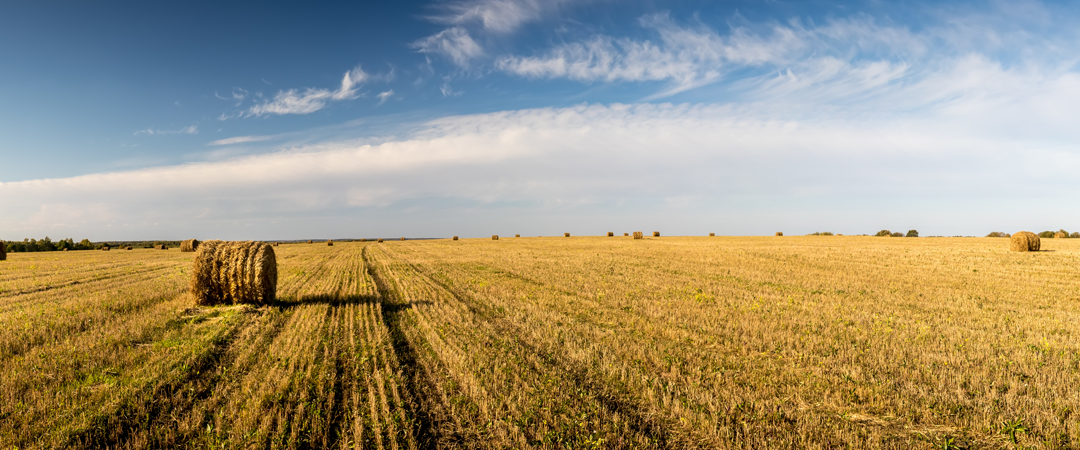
1072 232 1080 239
906 230 919 237
986 232 1008 238
890 232 904 237
807 232 834 236
1059 229 1071 238
1038 231 1056 239
875 230 893 237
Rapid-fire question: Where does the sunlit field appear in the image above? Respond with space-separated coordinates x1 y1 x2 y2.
2 236 1079 449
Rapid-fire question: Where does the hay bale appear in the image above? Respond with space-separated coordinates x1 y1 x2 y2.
378 239 384 243
181 239 200 252
401 237 406 241
452 236 458 240
1055 232 1066 239
360 239 366 242
158 244 168 250
273 242 279 246
564 233 570 237
653 231 660 237
624 233 629 236
776 232 783 236
633 232 643 239
516 234 520 238
1010 231 1041 252
102 246 110 251
63 248 68 252
492 235 499 240
1 241 7 261
307 240 313 244
608 232 614 237
190 240 277 306
327 240 333 246
709 233 715 236
126 246 133 250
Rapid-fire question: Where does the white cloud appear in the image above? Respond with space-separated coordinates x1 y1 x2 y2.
208 135 274 146
247 67 367 116
134 125 198 136
7 55 1080 238
413 27 484 67
430 0 583 33
376 90 395 105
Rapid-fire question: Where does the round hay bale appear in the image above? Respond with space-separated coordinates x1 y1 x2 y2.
776 232 783 236
102 246 110 251
307 240 313 244
180 239 200 252
709 233 715 236
607 232 614 237
624 233 629 236
516 234 520 237
273 242 279 246
378 239 384 243
633 231 643 239
327 240 334 246
401 237 406 241
492 235 499 240
653 231 660 237
564 233 570 237
191 240 277 306
1010 231 1040 252
63 248 68 252
1055 232 1066 239
126 246 133 250
452 236 458 240
359 239 366 242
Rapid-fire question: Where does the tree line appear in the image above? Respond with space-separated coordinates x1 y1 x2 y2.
2 238 183 252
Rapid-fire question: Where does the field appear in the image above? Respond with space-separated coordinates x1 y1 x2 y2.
2 236 1080 449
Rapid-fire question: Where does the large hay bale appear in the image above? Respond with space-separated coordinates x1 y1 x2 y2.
327 240 334 246
776 232 783 236
181 239 200 252
492 235 499 240
452 236 458 240
191 240 277 306
633 232 643 239
653 231 660 237
1 241 7 261
1055 232 1066 239
1010 231 1040 252
608 232 614 237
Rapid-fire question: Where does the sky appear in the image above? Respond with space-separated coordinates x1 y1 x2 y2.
2 0 1080 240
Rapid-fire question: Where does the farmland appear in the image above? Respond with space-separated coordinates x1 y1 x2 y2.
2 236 1080 449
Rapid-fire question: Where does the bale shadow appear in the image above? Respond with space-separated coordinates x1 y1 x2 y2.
271 293 381 308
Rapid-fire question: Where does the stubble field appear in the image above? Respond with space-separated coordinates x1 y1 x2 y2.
1 236 1079 449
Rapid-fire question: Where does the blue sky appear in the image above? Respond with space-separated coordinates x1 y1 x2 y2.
3 0 1080 240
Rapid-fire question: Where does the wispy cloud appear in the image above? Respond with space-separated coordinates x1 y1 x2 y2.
208 135 274 146
134 125 198 136
246 67 367 117
429 0 585 33
376 90 395 105
413 27 484 67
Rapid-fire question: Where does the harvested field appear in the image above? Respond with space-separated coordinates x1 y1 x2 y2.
2 237 1080 449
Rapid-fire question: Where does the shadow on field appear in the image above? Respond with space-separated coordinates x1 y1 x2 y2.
271 293 382 308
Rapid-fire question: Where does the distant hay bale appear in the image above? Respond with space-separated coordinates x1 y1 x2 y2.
1010 231 1040 252
378 239 384 243
63 248 68 252
709 233 715 236
158 244 168 250
359 239 365 242
102 246 110 251
564 232 570 237
307 240 313 244
624 233 629 236
180 239 200 252
653 231 660 237
633 232 643 239
401 237 406 241
1 241 7 261
776 232 783 236
191 240 277 306
273 242 279 246
608 232 614 237
327 240 333 246
125 246 133 250
452 236 458 240
1055 232 1066 239
492 235 499 240
516 234 520 237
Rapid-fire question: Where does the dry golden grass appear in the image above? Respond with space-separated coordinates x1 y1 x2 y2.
5 237 1080 449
